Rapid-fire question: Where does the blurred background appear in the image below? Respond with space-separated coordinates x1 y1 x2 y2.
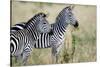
11 0 96 66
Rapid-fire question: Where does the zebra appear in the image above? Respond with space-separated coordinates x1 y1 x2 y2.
49 6 79 63
10 12 53 65
11 23 53 48
33 6 79 63
10 6 79 64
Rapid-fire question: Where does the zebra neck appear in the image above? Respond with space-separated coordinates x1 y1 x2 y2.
55 21 68 36
26 23 39 40
26 20 36 31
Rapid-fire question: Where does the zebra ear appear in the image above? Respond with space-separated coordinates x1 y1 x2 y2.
70 5 75 10
67 6 71 8
66 6 73 10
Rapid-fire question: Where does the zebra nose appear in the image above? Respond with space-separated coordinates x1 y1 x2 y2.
74 21 79 28
48 29 53 35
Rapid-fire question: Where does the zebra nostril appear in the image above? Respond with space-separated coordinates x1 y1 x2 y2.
74 21 79 28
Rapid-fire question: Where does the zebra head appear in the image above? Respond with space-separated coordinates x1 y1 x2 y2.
57 6 79 28
65 6 79 28
35 13 52 33
27 12 53 34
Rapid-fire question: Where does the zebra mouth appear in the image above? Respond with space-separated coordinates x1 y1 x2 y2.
74 21 79 28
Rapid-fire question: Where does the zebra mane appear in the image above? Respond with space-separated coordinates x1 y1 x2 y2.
25 12 47 27
55 6 72 24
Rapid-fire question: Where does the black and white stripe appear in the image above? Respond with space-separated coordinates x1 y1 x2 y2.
34 33 51 48
33 6 79 63
10 6 79 64
10 13 52 65
11 22 26 32
50 6 78 63
11 24 52 49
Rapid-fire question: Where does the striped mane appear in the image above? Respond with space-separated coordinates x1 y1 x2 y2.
25 12 47 27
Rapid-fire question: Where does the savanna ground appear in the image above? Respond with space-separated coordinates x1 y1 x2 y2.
11 0 96 66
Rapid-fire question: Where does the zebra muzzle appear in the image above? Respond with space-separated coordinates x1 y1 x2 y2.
74 21 79 28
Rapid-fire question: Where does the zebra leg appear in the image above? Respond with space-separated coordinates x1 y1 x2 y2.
56 53 59 63
22 51 30 65
51 43 64 64
52 50 59 64
22 46 33 66
51 46 57 64
15 54 22 63
56 43 64 63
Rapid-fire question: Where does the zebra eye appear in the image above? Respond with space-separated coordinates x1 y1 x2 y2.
43 23 46 24
69 14 71 17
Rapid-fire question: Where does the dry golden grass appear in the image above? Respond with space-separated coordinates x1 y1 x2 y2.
11 1 96 66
